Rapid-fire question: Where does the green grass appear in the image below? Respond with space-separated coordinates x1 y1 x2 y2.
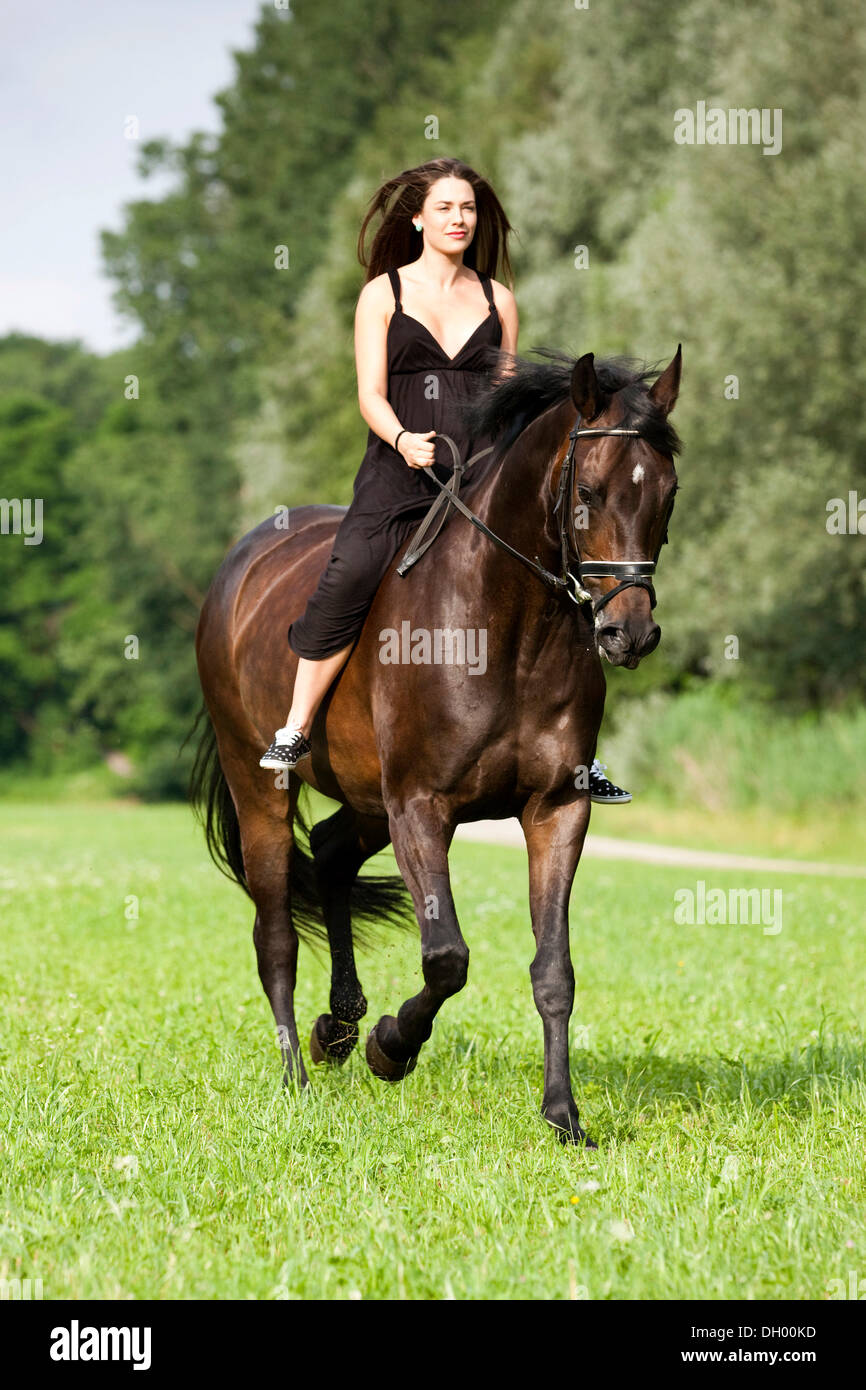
1 801 865 1300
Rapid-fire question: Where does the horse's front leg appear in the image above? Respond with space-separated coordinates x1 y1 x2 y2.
366 795 467 1081
520 791 595 1146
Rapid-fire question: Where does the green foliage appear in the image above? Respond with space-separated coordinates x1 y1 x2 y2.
0 393 79 761
605 682 866 814
1 0 863 785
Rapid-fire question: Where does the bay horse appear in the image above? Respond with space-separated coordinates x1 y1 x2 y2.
192 348 681 1145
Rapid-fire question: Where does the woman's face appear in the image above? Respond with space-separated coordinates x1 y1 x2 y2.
418 177 477 252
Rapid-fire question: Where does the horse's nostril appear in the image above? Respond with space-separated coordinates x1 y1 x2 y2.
597 625 626 650
639 624 661 655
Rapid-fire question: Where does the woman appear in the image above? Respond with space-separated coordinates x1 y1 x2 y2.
259 157 631 805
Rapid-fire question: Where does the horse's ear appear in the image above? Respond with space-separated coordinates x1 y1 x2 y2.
571 352 606 421
648 345 682 417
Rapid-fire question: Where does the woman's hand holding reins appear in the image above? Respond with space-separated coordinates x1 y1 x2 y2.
397 429 437 470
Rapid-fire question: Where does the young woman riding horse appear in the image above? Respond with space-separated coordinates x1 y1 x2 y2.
258 157 630 804
195 155 682 1143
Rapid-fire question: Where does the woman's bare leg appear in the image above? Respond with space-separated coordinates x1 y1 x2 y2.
283 645 354 738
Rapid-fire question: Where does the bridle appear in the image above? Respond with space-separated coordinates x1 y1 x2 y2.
397 412 672 615
553 413 661 615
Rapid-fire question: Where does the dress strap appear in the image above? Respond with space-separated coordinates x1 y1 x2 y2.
478 270 496 311
387 267 402 310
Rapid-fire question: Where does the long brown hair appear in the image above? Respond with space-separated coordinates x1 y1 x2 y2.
357 157 515 286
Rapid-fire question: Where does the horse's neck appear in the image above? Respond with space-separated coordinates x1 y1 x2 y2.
414 398 597 676
463 400 569 579
381 397 600 714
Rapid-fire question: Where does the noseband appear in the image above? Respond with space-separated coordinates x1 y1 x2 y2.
397 412 670 616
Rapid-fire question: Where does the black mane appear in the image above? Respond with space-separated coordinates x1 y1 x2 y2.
461 347 682 463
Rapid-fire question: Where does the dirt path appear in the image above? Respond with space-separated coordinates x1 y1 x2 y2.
453 821 866 879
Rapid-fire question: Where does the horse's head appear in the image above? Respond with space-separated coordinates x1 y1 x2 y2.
566 348 681 669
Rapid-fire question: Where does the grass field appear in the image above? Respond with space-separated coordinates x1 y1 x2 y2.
1 800 864 1300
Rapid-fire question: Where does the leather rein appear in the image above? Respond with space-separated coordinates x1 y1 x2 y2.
397 413 667 615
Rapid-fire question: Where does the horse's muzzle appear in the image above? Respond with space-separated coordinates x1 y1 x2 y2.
596 619 661 668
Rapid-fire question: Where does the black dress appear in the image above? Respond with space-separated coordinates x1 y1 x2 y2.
288 266 502 658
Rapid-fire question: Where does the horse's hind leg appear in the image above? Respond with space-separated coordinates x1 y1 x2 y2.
223 748 308 1086
308 806 389 1065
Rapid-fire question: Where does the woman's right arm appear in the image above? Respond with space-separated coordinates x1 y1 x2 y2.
355 277 436 470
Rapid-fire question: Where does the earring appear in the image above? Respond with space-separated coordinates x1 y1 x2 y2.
413 220 422 231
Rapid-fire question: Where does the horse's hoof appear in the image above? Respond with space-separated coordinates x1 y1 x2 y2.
554 1124 597 1148
544 1107 597 1147
366 1018 418 1083
309 1014 359 1065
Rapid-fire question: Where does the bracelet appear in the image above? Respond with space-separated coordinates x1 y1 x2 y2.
394 428 408 452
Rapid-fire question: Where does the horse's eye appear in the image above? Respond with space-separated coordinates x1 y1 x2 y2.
577 485 594 505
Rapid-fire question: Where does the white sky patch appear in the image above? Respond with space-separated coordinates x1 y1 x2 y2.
632 463 645 484
0 0 262 352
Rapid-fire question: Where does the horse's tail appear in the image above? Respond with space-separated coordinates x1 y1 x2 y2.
188 705 249 897
188 705 414 949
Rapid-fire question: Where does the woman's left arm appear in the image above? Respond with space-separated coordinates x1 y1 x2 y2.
490 281 519 382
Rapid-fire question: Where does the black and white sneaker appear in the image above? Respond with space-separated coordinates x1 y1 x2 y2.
589 758 632 804
259 723 312 770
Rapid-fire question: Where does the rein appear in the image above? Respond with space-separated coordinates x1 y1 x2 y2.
397 415 666 614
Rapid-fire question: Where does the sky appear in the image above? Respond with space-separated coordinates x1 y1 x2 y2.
0 1 264 354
